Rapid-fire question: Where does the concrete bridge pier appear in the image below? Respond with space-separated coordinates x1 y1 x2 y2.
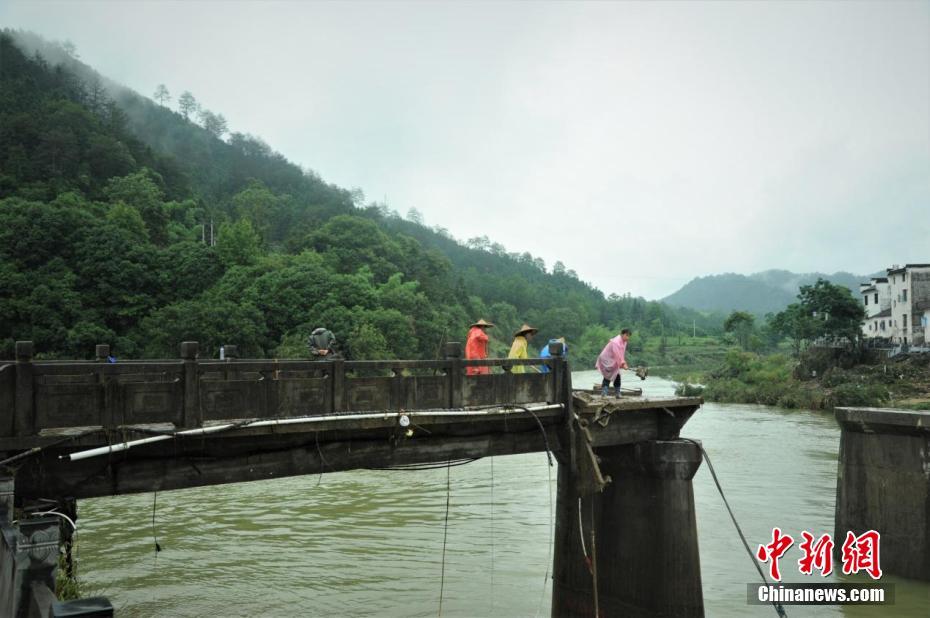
551 439 705 618
835 407 930 581
0 477 112 617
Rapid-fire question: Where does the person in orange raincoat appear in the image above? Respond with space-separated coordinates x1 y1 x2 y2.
465 319 494 375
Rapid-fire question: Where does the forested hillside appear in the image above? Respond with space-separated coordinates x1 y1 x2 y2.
0 30 723 363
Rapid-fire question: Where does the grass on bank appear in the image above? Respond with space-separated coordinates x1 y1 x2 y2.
673 348 930 411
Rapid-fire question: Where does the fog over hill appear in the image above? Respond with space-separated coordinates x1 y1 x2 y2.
0 28 728 361
2 2 927 300
662 270 877 315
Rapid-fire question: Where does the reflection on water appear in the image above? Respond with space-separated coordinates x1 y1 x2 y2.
75 371 929 616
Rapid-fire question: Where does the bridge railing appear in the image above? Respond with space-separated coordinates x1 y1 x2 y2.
1 340 567 437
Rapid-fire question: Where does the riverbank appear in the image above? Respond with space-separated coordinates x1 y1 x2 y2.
674 349 930 411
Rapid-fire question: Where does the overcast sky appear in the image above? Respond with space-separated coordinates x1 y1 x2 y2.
2 1 928 299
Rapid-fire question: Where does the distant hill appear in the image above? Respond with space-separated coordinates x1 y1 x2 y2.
662 270 875 315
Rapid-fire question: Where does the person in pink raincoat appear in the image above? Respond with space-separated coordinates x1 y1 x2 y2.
595 328 631 397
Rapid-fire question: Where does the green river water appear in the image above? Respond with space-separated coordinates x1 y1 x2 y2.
74 371 929 616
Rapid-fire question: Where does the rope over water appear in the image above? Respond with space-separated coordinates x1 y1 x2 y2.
681 438 787 618
509 405 554 618
438 460 452 616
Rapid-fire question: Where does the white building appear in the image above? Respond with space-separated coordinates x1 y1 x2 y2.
886 264 930 347
860 277 892 339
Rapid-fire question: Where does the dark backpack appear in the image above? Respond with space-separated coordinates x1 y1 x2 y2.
308 328 336 354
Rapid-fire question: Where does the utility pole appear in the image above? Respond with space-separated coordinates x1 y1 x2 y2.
693 319 696 338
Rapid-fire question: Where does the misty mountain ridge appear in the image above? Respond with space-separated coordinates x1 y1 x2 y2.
662 269 876 315
1 29 730 361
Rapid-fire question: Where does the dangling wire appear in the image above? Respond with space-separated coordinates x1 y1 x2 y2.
151 488 162 607
32 510 76 532
438 460 452 616
533 450 554 618
512 405 553 466
589 499 599 618
507 404 556 618
152 491 162 554
315 431 331 486
577 498 591 573
576 496 600 614
489 455 495 615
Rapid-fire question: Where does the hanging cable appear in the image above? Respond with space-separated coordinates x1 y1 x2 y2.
577 498 592 573
509 405 553 466
489 455 495 616
315 431 329 487
590 499 600 618
438 460 452 616
31 510 77 532
32 508 81 593
152 491 162 553
681 439 787 618
369 458 478 472
534 448 554 618
506 404 556 617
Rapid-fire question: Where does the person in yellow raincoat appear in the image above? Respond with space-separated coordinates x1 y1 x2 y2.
508 324 538 373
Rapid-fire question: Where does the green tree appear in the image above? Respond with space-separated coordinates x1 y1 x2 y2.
198 109 228 138
87 133 136 181
178 91 198 119
308 215 404 281
406 208 423 224
139 298 267 358
768 279 865 354
161 241 223 300
769 304 818 357
103 169 169 244
61 40 79 58
365 308 418 359
106 202 149 243
153 84 171 106
66 321 118 359
539 306 585 343
86 77 107 115
347 322 391 360
216 219 261 267
231 180 281 244
797 278 866 345
488 301 519 337
576 324 614 366
72 220 164 335
724 310 755 350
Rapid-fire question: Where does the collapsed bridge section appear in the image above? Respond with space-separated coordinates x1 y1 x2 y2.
0 340 704 617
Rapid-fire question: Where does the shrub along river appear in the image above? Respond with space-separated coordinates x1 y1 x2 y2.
75 372 929 616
